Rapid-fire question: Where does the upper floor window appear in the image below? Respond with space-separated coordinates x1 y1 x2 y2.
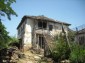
38 21 42 29
38 21 47 29
43 22 47 29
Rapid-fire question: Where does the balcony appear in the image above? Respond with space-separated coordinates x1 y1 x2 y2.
35 29 48 34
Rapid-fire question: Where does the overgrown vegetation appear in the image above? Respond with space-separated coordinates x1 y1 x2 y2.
9 36 19 45
70 43 85 63
51 31 85 63
51 34 70 62
0 20 19 50
0 0 18 62
0 21 11 49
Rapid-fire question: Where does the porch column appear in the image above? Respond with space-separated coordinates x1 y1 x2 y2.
35 33 36 48
37 35 39 50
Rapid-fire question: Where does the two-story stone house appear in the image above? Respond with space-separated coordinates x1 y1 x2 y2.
17 15 71 51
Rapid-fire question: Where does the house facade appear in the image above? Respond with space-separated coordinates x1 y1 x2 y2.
75 28 85 45
17 15 70 51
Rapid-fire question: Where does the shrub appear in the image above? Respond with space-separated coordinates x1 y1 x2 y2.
51 32 85 63
51 35 70 62
69 44 85 63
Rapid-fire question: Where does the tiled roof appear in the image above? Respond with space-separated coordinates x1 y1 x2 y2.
17 15 71 29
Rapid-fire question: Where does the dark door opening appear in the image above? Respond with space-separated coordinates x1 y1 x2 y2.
39 36 44 49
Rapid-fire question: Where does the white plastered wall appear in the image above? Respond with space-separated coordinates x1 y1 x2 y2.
23 18 34 49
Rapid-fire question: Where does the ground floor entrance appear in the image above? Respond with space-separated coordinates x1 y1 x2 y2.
36 34 45 49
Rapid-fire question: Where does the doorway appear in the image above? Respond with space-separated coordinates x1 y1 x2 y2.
36 34 45 49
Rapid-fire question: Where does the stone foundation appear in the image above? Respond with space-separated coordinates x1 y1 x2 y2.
23 44 32 51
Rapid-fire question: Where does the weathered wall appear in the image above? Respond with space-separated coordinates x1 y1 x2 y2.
75 33 85 44
35 21 69 36
23 18 34 50
47 22 68 37
17 20 26 39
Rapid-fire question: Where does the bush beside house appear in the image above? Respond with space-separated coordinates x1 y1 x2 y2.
51 32 85 63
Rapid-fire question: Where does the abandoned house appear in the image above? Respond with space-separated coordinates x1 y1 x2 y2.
17 15 71 51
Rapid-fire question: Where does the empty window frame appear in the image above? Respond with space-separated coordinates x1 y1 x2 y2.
38 21 42 29
38 21 47 29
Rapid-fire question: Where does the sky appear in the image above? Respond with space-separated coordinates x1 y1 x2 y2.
2 0 85 36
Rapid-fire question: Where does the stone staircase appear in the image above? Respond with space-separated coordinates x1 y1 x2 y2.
17 49 53 63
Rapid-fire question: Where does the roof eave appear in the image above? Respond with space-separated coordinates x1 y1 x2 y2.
17 16 27 29
17 15 71 29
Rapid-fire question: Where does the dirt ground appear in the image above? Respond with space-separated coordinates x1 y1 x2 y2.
17 49 53 63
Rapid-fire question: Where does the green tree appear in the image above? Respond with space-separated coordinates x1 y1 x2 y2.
0 0 17 49
0 0 17 20
9 36 19 45
0 20 11 49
